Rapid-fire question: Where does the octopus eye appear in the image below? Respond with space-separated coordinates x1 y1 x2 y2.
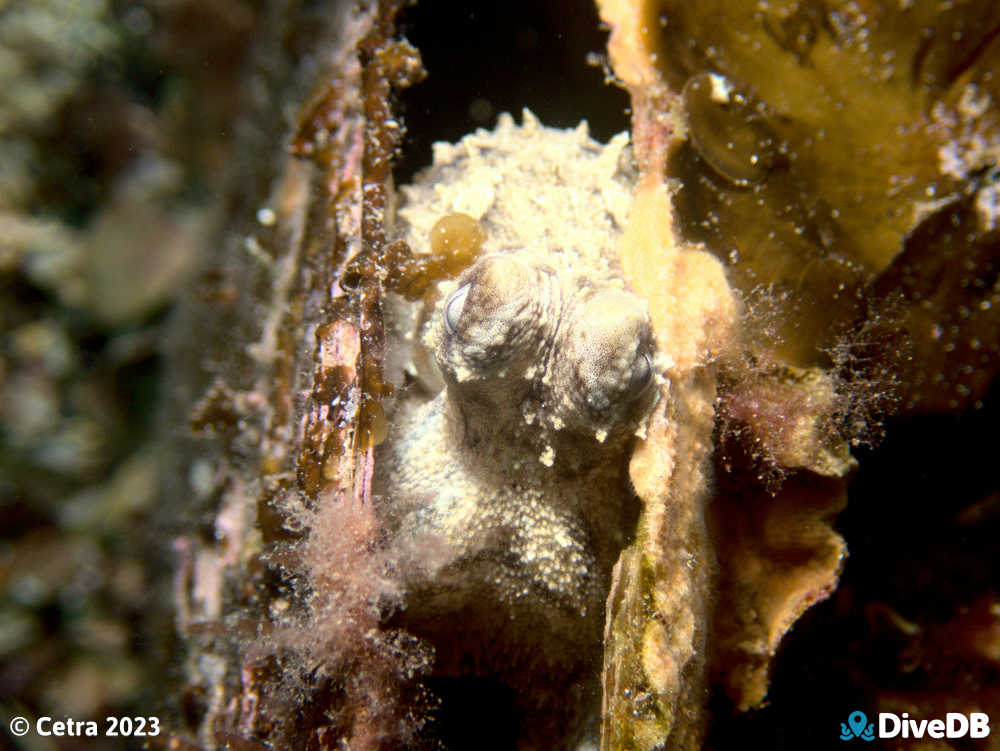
444 283 471 334
625 353 653 400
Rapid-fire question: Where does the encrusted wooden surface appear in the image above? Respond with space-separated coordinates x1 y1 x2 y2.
163 1 428 747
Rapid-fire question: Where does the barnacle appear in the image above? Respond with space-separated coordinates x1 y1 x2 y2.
681 72 775 187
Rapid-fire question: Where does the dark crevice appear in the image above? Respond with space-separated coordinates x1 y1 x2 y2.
421 676 520 751
706 380 1000 750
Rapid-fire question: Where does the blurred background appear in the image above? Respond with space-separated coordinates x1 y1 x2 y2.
0 1 257 747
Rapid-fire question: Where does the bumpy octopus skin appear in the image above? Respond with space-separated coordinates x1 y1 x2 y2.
383 250 655 629
374 113 658 743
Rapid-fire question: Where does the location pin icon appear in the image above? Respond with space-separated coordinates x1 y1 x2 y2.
848 711 867 738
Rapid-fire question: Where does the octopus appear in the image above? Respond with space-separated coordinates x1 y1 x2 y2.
375 111 738 750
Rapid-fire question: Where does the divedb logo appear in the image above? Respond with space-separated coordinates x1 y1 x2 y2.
840 710 991 741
